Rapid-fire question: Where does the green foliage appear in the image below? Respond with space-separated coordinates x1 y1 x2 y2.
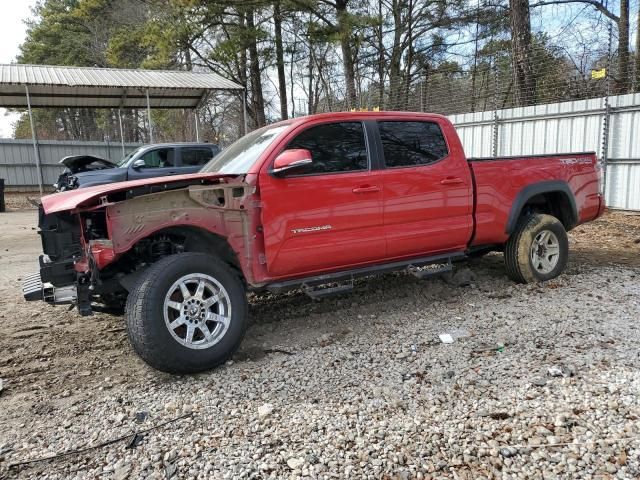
18 0 94 66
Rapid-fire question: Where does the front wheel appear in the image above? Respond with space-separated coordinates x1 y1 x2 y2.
504 213 569 283
125 253 248 373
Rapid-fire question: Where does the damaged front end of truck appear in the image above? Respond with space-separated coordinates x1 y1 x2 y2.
23 174 257 316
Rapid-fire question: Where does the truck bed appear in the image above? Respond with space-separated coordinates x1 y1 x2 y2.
468 152 603 246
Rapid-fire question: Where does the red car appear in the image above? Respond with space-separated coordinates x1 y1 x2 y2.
24 112 605 373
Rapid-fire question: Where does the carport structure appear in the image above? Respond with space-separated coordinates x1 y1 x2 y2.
0 64 245 193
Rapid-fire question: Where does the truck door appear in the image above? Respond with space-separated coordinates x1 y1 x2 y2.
259 121 386 278
377 120 473 258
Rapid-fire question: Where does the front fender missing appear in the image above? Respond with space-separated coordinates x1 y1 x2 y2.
105 184 254 279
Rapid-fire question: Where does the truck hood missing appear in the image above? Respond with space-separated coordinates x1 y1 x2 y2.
41 172 240 214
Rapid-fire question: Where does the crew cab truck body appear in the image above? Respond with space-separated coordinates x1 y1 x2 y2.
23 112 605 373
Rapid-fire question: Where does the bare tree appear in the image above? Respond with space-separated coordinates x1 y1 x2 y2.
273 1 289 120
509 0 536 105
245 9 266 127
532 0 631 93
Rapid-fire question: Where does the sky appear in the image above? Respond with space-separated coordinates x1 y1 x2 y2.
0 0 37 137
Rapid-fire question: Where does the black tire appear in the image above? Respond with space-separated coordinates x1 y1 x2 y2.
504 213 568 283
125 253 248 373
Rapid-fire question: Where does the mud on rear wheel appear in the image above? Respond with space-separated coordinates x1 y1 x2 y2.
125 252 248 373
504 213 569 283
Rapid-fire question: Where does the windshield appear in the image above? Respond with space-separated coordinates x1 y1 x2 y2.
200 125 289 174
116 147 144 167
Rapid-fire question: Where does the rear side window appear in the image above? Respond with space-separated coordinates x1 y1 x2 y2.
284 122 368 175
379 121 448 168
182 147 215 166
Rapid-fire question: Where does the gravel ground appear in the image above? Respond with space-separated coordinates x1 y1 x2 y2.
0 209 639 479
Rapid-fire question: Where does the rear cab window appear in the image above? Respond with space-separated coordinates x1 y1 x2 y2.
181 147 216 167
283 122 369 176
378 121 448 168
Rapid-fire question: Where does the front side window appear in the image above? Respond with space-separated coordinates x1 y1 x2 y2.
138 148 175 168
284 122 368 175
379 121 448 168
182 147 214 167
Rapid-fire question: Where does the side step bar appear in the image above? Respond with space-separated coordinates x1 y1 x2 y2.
267 252 464 294
304 281 354 300
409 258 452 279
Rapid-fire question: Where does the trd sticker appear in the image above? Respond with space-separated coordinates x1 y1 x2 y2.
560 157 592 165
291 225 333 234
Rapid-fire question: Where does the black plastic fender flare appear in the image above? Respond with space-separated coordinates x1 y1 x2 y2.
505 180 578 234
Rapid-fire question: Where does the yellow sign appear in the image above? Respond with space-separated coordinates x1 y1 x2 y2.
591 68 606 79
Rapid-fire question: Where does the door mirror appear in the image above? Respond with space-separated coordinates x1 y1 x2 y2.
272 149 312 175
132 159 146 169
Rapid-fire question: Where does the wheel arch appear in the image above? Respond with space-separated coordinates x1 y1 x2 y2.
505 181 578 234
137 224 241 271
113 224 245 294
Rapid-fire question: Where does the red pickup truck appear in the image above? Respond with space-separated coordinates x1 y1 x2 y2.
23 112 605 373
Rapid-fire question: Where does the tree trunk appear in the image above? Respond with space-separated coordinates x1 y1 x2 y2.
636 2 640 91
307 47 314 114
246 9 266 127
404 0 414 110
335 0 357 108
616 0 630 93
388 0 403 110
290 34 296 117
509 0 536 106
274 1 288 120
377 0 385 108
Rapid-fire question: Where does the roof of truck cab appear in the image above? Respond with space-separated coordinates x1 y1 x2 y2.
134 142 219 148
285 110 450 126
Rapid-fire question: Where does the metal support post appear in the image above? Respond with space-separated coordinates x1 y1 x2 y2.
25 85 43 195
242 89 248 135
146 89 154 143
118 109 125 157
492 62 500 158
194 110 200 142
601 23 613 199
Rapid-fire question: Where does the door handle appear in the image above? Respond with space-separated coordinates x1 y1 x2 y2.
352 185 380 194
440 177 464 185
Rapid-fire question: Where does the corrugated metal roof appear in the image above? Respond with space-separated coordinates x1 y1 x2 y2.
0 64 242 90
0 64 243 109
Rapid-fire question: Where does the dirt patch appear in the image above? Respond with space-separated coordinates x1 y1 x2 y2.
570 210 640 268
2 192 41 212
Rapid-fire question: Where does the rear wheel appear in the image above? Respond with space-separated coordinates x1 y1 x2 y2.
504 213 568 283
125 252 247 373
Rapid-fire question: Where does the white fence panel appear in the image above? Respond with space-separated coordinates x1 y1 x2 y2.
449 93 640 211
